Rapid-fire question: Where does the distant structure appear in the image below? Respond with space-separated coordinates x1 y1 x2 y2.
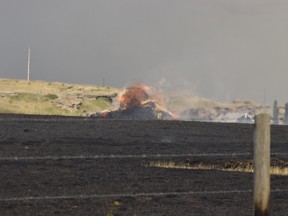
285 103 288 125
236 113 253 124
273 100 279 125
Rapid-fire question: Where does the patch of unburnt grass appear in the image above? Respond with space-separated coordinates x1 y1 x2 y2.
147 160 288 176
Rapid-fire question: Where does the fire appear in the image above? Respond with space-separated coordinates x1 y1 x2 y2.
98 110 111 118
118 84 153 110
91 83 177 120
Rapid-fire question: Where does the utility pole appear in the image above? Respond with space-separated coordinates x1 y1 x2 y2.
27 47 31 82
102 77 105 87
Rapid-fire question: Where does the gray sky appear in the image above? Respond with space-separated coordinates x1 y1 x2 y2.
1 0 288 105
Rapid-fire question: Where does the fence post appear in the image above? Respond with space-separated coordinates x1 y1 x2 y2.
253 113 270 216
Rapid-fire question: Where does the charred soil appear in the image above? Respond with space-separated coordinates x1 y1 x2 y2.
0 114 288 216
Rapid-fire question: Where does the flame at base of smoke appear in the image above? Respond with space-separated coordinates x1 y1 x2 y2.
91 83 176 120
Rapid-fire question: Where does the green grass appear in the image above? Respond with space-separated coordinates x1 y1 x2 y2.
81 98 111 112
45 94 59 100
10 93 44 103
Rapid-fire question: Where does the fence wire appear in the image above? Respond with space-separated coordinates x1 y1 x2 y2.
2 189 288 202
1 152 288 162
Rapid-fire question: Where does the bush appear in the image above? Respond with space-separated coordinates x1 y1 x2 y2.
45 94 58 100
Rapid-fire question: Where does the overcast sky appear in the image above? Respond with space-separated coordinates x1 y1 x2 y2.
1 0 288 105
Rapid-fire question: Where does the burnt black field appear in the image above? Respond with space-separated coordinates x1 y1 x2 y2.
0 114 288 216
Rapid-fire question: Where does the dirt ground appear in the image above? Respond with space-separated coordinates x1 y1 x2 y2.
0 114 288 216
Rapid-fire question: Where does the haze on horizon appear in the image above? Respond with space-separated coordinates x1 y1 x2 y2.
0 0 288 105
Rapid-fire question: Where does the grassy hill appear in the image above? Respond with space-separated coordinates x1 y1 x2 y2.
0 78 273 121
0 78 120 116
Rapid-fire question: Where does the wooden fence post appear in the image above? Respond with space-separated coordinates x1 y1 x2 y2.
253 113 270 216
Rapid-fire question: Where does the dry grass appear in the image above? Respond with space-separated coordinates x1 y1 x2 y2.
0 78 119 95
0 78 120 116
147 160 288 176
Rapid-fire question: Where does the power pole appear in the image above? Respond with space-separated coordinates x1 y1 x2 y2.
27 47 31 82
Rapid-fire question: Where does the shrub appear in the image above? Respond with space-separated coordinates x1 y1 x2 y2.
45 94 58 100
